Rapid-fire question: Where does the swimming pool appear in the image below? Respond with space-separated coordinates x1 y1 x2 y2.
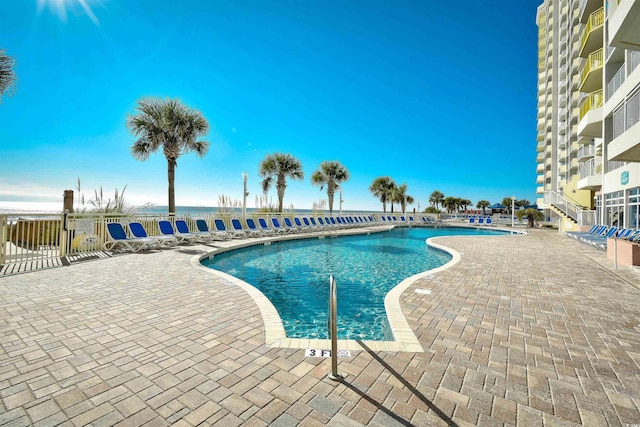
201 227 506 341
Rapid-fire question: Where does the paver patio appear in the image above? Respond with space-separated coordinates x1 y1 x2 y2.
1 227 639 426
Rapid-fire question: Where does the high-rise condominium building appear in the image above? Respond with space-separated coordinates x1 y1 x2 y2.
535 0 640 230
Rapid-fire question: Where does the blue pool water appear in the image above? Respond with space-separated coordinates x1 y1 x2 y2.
202 227 505 340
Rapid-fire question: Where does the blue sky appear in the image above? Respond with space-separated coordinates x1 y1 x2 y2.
0 0 541 212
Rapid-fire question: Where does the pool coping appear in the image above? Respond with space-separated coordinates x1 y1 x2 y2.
191 225 515 353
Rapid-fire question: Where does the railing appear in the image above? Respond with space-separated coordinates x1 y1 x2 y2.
1 211 430 275
607 66 626 101
577 144 595 159
578 156 602 178
612 87 640 139
327 275 342 381
544 190 595 226
631 51 640 73
581 49 603 87
579 89 603 120
580 7 604 53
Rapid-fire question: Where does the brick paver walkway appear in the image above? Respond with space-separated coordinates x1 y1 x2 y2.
1 228 639 426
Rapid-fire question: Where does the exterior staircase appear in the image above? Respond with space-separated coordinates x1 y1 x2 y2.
544 190 595 227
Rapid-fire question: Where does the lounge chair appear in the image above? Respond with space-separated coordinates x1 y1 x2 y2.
129 221 178 247
176 219 211 243
486 218 492 225
469 217 475 224
214 219 244 239
294 217 308 232
258 218 277 235
232 218 258 238
283 217 300 233
104 223 155 252
196 219 229 240
270 217 292 234
309 217 323 230
159 220 197 244
247 218 271 236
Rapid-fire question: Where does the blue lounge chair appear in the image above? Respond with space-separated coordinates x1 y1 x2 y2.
214 219 243 239
469 217 475 224
176 219 213 243
104 223 155 252
159 220 197 244
283 217 300 233
258 218 277 235
270 217 292 234
129 221 178 247
232 218 260 238
246 218 271 236
196 219 230 240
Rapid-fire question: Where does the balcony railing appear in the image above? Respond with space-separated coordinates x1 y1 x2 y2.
632 51 640 73
579 157 602 178
579 89 603 120
607 65 626 101
577 144 595 159
613 89 640 139
581 49 603 87
580 7 604 53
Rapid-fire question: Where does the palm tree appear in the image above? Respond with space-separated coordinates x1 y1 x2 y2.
310 161 349 214
459 198 472 213
394 184 414 214
0 48 17 102
429 190 445 210
369 177 395 213
259 153 304 213
476 200 491 215
127 97 210 214
516 208 545 228
442 196 458 214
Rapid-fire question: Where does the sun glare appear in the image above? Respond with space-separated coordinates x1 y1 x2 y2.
36 0 101 25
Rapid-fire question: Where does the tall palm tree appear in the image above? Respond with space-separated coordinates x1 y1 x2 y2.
476 200 491 215
259 153 304 212
0 48 17 102
127 97 210 214
369 176 395 213
310 161 349 214
442 196 458 214
459 198 472 213
429 190 445 210
394 184 414 214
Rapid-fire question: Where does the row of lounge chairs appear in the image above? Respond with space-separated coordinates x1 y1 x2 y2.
566 225 637 251
469 217 492 225
103 215 440 252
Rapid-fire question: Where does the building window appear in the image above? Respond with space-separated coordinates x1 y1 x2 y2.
629 188 640 229
605 191 624 227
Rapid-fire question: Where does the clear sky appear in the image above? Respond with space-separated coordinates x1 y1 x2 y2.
0 0 542 212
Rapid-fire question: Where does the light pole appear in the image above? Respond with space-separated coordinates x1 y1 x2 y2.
511 196 516 228
242 172 248 216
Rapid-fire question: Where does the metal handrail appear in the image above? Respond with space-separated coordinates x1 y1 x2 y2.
327 275 342 381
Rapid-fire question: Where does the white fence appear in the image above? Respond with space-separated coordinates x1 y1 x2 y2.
1 211 440 275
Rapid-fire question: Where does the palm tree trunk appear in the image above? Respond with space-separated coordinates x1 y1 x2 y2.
276 177 286 213
167 159 176 215
328 190 334 214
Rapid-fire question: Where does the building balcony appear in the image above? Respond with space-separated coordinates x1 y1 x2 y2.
537 163 544 174
579 49 603 93
580 0 604 23
537 151 544 163
536 186 545 195
537 141 546 153
577 157 602 190
580 7 604 58
578 89 603 137
609 121 640 162
577 144 595 160
536 174 544 185
608 0 640 51
537 132 544 142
